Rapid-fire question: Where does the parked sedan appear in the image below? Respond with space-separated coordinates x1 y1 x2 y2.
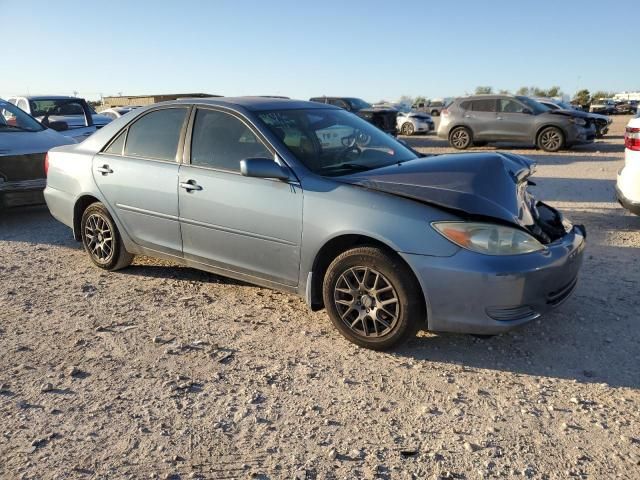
44 97 585 350
616 112 640 215
0 99 75 209
9 96 112 141
439 95 595 151
396 111 435 136
534 98 612 138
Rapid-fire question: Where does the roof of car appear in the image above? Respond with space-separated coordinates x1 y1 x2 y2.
21 95 80 100
169 96 338 112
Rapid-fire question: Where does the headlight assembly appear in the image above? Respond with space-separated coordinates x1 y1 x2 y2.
432 222 545 255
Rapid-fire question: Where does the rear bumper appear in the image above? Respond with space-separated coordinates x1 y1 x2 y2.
0 178 46 207
616 170 640 215
43 185 75 229
401 225 586 334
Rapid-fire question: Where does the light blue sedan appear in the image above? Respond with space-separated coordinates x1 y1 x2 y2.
44 97 585 350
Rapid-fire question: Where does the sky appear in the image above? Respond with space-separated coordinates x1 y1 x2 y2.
2 0 638 102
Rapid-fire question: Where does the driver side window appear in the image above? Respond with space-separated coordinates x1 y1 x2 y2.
499 100 526 113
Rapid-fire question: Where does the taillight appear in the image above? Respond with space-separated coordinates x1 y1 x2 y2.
625 127 640 151
44 153 49 176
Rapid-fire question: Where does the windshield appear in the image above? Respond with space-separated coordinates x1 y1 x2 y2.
257 108 418 177
0 100 44 132
515 96 550 114
346 98 371 110
29 98 86 117
555 101 576 110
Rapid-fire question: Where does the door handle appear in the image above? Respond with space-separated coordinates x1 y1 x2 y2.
496 116 503 120
180 180 203 192
96 165 113 175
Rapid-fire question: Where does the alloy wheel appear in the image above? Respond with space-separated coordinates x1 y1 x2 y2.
333 266 400 338
451 128 470 148
84 213 114 263
540 130 562 150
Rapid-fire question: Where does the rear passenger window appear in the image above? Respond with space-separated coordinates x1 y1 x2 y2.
124 108 188 161
190 109 271 172
472 99 497 112
104 130 126 155
460 101 472 110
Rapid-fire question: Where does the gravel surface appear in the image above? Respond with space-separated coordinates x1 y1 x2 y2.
1 116 639 479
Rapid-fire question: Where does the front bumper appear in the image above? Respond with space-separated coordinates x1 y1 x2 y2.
567 124 596 145
401 225 586 334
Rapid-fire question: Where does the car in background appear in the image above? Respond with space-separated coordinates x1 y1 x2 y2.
44 97 585 350
98 106 141 120
412 99 446 116
0 99 75 209
616 112 640 215
373 103 435 136
614 102 638 115
8 96 112 141
534 97 612 138
438 95 596 152
589 99 617 115
309 97 397 136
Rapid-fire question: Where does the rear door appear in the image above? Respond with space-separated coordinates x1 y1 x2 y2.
496 99 534 142
92 106 189 256
178 107 303 287
466 99 499 140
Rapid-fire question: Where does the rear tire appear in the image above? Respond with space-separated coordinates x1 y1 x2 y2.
322 246 423 350
449 126 472 149
80 202 133 271
431 110 439 116
537 127 564 152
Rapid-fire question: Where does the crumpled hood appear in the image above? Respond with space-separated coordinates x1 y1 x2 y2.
338 152 537 227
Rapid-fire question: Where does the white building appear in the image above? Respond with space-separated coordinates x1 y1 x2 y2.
614 91 640 101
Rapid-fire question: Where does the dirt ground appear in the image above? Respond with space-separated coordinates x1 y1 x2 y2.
1 116 638 480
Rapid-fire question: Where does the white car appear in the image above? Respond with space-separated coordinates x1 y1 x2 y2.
616 113 640 215
374 103 435 136
98 106 140 120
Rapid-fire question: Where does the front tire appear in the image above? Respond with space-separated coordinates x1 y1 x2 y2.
449 126 472 149
401 122 415 136
322 247 423 350
80 202 133 271
537 127 564 152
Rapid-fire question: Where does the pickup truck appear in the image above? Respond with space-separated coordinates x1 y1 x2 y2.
412 99 447 116
8 95 112 141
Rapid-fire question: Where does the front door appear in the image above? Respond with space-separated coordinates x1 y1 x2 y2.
92 107 190 256
496 99 534 142
178 107 303 287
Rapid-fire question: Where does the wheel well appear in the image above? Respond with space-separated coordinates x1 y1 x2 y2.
448 124 473 139
73 195 100 241
308 235 426 321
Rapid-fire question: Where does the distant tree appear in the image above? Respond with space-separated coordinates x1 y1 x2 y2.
591 90 615 100
546 86 562 98
498 89 511 95
87 100 102 109
516 86 531 96
475 86 493 95
413 96 427 105
398 95 414 105
572 89 591 106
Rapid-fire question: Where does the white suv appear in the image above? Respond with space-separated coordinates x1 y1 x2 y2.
616 113 640 215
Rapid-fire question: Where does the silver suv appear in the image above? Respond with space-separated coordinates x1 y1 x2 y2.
438 95 596 152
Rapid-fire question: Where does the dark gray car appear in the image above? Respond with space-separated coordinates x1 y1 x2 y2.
438 95 596 152
44 97 586 350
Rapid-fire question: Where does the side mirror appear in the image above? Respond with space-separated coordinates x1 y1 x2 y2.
240 158 290 181
48 120 69 131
